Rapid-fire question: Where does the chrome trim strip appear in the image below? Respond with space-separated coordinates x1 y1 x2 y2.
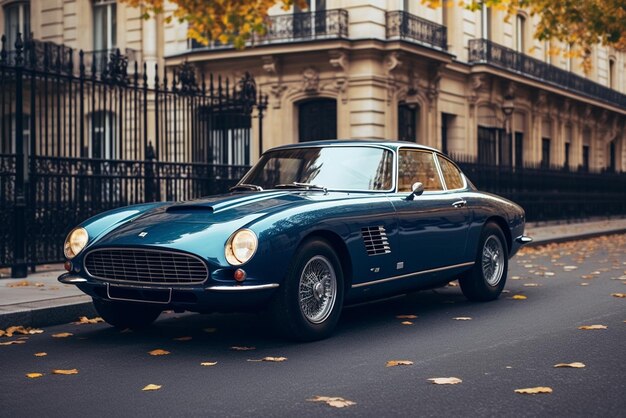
351 261 475 289
83 247 209 285
58 274 87 284
106 283 173 305
206 283 280 291
516 235 533 244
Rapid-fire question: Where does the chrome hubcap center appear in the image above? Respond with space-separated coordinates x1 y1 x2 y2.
313 281 324 301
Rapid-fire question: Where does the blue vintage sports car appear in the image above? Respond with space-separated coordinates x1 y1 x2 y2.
59 140 531 340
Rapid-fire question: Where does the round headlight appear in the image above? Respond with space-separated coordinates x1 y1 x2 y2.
64 227 89 259
225 229 258 265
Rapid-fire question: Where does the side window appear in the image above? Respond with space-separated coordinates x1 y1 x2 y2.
398 150 443 192
437 155 465 190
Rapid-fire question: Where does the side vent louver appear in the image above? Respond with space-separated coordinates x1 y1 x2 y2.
361 226 391 256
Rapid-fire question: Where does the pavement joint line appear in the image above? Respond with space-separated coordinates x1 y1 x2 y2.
0 222 625 329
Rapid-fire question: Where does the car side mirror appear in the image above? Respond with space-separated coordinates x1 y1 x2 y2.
406 182 424 201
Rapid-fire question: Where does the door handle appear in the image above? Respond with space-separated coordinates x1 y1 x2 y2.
452 200 467 208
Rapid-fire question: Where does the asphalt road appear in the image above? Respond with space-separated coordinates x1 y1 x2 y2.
1 234 625 417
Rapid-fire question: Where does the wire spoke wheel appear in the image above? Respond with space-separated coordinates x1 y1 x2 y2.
298 255 337 324
482 235 504 286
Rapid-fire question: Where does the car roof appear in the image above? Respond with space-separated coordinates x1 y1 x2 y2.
267 139 441 154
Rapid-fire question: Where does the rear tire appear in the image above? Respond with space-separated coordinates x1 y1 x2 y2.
459 222 508 302
270 239 344 341
93 298 161 329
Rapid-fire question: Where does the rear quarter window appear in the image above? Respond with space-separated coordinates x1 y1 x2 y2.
437 155 465 190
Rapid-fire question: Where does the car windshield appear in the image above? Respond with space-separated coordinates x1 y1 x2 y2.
239 146 394 191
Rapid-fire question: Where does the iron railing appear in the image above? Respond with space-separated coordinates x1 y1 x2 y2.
468 39 626 109
0 32 266 274
386 11 447 51
83 48 142 76
190 9 349 49
452 153 626 222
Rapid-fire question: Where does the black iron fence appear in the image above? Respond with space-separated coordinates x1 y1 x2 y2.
468 39 626 109
453 154 626 222
386 11 448 51
1 33 266 275
190 9 349 50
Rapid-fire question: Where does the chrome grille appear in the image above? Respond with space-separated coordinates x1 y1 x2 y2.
361 226 391 256
84 248 208 285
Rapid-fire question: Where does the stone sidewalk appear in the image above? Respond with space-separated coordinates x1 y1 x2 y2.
1 217 625 328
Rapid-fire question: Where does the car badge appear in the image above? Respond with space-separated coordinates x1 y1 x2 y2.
138 232 148 237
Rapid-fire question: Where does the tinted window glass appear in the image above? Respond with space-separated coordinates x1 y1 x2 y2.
240 146 393 191
437 155 464 190
398 150 443 192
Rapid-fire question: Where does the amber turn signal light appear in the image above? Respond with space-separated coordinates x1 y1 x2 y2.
234 269 246 282
64 261 72 272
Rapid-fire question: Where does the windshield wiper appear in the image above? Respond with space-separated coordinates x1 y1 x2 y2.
274 182 327 192
229 183 263 191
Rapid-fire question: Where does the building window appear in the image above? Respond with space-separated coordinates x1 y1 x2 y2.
481 4 491 40
564 142 570 170
582 145 590 172
515 14 525 53
298 99 336 142
89 111 116 159
399 104 419 143
293 0 326 38
541 138 550 168
609 58 616 89
609 141 616 172
514 132 524 168
94 0 117 51
477 126 499 165
3 1 30 50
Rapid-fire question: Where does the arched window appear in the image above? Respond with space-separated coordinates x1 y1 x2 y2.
3 1 30 50
398 103 419 143
297 99 337 142
609 58 616 89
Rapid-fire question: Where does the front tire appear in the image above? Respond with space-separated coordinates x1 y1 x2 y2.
93 298 162 329
270 239 344 341
459 222 508 302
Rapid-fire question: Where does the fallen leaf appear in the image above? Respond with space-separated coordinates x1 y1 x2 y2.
396 315 417 319
428 377 462 385
611 293 626 298
142 384 162 391
447 281 458 287
34 352 47 357
578 325 607 330
2 326 43 337
580 283 590 286
307 396 356 408
0 340 26 345
563 266 578 271
544 272 555 277
453 317 472 321
247 356 287 362
173 336 193 341
52 369 78 375
52 333 73 338
386 360 413 367
401 321 413 325
511 295 527 300
203 328 217 333
26 373 43 379
200 362 218 367
74 316 104 324
230 346 256 351
7 280 36 287
511 275 521 280
514 387 552 394
554 362 585 368
523 283 541 287
148 349 170 356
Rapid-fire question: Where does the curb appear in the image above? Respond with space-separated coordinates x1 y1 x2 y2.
525 228 626 248
0 295 95 329
1 228 625 329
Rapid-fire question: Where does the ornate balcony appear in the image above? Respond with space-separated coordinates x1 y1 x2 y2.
385 11 447 51
190 9 349 50
468 39 626 109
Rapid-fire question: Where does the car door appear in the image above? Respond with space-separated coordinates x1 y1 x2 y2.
388 149 471 274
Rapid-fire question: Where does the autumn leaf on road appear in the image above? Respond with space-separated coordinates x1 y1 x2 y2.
523 283 541 287
453 317 472 321
611 293 626 298
52 332 73 338
74 316 104 324
578 325 607 330
511 295 527 300
34 352 47 357
200 362 218 367
563 266 578 271
554 362 585 368
307 396 356 408
148 349 170 356
396 315 417 319
142 384 162 391
401 321 413 325
428 377 462 385
52 369 78 375
386 360 413 367
514 387 552 394
26 373 43 378
0 340 26 345
247 357 287 362
2 326 43 337
230 346 255 351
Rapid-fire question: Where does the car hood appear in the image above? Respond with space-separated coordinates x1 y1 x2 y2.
87 191 343 252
